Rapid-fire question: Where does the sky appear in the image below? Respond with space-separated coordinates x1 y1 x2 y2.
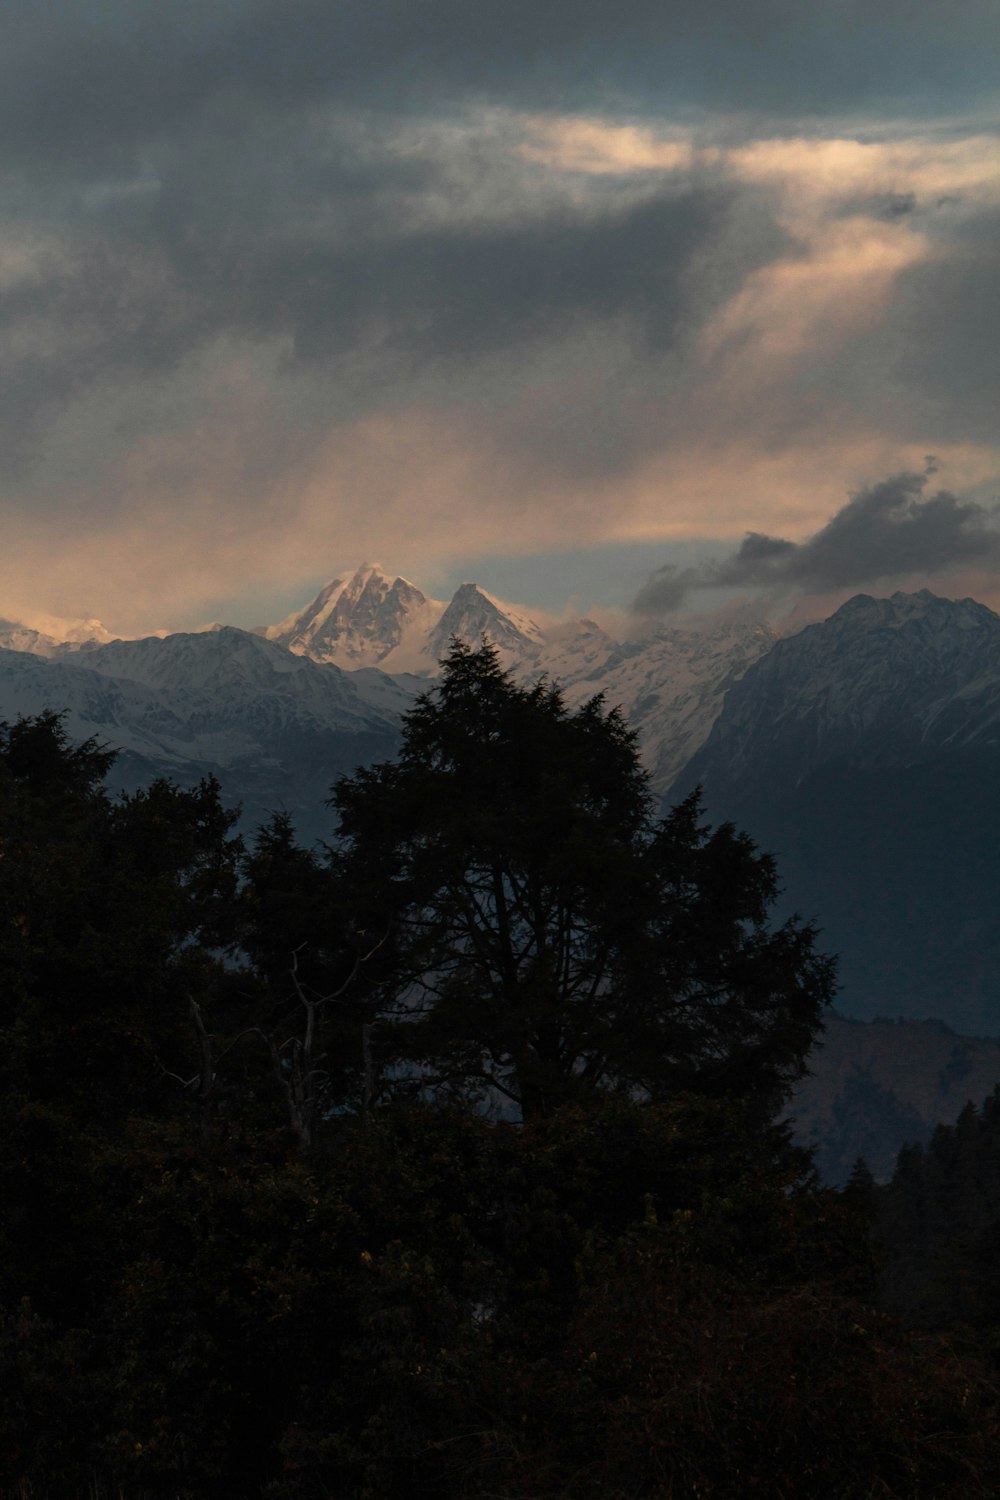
2 0 998 636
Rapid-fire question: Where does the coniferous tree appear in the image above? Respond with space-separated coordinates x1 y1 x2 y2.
332 640 835 1120
3 711 1000 1499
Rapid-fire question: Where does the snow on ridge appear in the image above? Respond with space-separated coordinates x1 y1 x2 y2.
6 578 991 801
679 587 1000 795
0 613 117 656
264 563 448 672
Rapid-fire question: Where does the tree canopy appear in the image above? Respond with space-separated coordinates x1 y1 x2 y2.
4 705 1000 1500
332 639 836 1120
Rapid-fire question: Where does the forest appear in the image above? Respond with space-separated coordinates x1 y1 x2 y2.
3 642 1000 1499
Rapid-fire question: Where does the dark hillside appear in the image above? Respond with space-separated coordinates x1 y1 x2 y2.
789 1012 1000 1183
673 592 1000 1033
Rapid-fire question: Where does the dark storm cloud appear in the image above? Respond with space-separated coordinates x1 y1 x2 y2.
0 171 728 478
4 0 809 523
2 0 998 617
268 189 722 363
0 0 991 448
794 199 1000 455
633 471 1000 613
887 205 1000 440
2 0 997 172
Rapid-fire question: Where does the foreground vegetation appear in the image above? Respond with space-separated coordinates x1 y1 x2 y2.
3 648 999 1497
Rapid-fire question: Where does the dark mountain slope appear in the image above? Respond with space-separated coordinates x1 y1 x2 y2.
673 592 1000 1033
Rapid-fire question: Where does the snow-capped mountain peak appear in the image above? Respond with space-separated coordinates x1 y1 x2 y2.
254 565 779 786
675 589 1000 799
0 613 116 657
428 582 548 667
262 566 555 675
264 563 445 672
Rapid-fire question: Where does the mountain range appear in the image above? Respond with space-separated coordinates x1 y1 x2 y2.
0 613 117 656
676 590 1000 798
0 563 778 809
2 567 999 1044
260 563 782 791
0 621 411 837
674 589 1000 1035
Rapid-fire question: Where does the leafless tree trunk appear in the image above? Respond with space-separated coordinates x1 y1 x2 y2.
261 936 388 1151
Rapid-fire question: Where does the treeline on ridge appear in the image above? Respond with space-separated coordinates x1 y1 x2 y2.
2 643 1000 1498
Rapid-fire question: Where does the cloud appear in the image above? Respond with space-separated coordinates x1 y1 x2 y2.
3 0 998 174
884 203 1000 444
0 0 998 634
632 469 1000 613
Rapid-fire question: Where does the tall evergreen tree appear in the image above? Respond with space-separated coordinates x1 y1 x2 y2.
332 640 835 1119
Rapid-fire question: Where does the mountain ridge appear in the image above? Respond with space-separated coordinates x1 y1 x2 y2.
670 588 1000 1034
1 562 780 794
0 627 409 840
254 563 779 788
1 579 1000 1035
675 587 1000 801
